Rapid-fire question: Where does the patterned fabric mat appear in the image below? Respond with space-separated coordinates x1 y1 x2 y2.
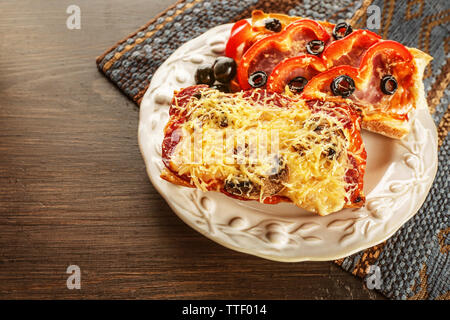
96 0 449 300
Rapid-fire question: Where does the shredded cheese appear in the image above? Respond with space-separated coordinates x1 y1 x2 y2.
168 89 360 215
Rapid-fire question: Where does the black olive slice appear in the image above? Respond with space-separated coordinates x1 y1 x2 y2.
330 75 355 98
288 76 308 93
380 75 398 95
354 196 362 203
306 40 325 56
265 18 282 32
332 22 353 40
248 71 268 88
195 65 215 86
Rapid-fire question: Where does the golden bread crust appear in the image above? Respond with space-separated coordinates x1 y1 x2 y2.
362 118 410 139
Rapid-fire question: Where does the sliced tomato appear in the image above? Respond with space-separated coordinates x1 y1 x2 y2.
322 29 381 68
359 40 413 72
238 19 331 90
251 9 336 37
355 40 415 119
301 65 360 100
266 55 327 93
225 20 254 61
302 40 416 120
225 12 303 62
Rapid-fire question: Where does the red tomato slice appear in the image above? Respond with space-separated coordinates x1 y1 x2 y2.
322 29 381 68
355 40 415 119
225 20 254 61
302 40 416 121
267 55 327 93
301 65 360 100
225 12 304 63
237 19 331 90
359 40 413 72
251 10 336 41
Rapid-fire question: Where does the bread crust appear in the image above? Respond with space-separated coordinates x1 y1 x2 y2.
362 115 410 139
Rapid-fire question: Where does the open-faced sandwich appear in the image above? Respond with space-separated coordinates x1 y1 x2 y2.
160 10 432 216
229 10 432 139
161 85 366 216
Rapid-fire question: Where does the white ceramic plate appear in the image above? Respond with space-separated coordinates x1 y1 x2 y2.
138 24 438 262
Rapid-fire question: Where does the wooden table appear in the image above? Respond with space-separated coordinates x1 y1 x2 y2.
0 0 383 299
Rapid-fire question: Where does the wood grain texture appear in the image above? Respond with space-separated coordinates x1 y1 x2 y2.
0 0 383 299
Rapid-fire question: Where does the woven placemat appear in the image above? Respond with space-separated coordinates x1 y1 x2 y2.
97 0 449 300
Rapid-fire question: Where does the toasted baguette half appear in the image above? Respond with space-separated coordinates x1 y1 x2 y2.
161 86 367 216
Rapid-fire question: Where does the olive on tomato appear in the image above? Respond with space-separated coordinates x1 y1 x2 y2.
213 57 237 83
237 19 330 90
356 40 415 118
300 66 360 100
266 55 326 94
225 13 298 63
248 71 268 88
195 65 215 86
332 22 353 40
331 75 355 98
306 40 325 56
380 75 398 95
288 76 308 93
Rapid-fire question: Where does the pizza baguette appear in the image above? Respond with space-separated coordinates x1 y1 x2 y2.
227 11 432 139
161 86 366 216
300 45 432 139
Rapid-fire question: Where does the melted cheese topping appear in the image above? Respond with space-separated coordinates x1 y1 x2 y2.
169 89 357 215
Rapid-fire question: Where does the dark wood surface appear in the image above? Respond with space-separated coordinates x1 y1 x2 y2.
0 0 383 299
